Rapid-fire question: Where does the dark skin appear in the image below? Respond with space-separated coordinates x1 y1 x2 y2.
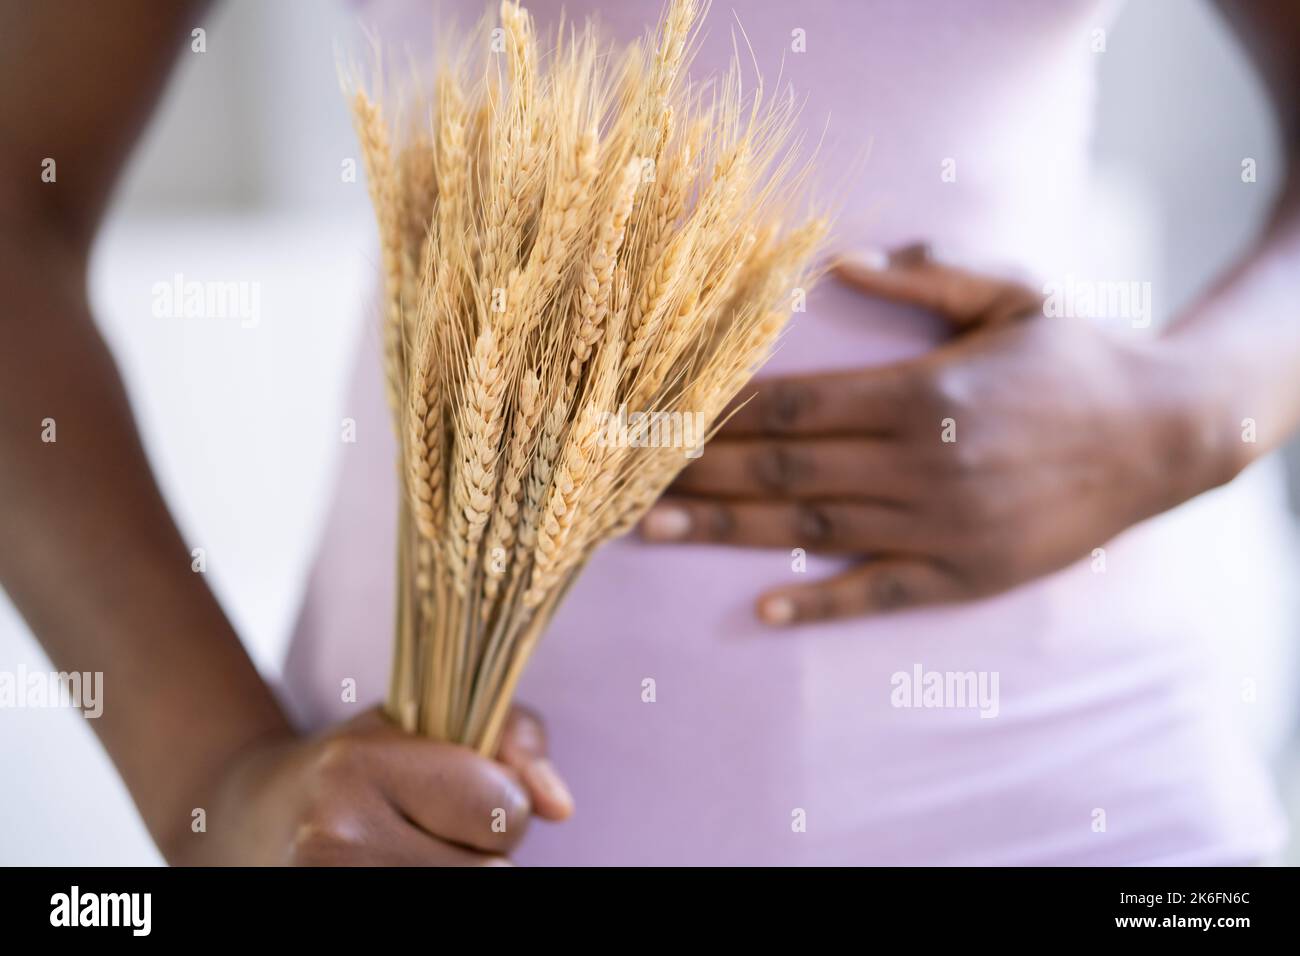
0 0 569 865
642 6 1300 626
188 706 565 865
0 0 1296 863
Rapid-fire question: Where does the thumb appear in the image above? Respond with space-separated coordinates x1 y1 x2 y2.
832 244 1042 331
497 705 574 822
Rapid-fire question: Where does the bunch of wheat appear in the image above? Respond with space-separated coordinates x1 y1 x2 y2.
348 0 827 754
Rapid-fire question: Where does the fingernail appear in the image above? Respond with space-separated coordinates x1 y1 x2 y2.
640 505 691 540
524 758 574 815
759 594 796 625
843 247 890 271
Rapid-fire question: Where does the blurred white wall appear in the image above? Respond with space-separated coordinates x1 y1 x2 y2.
116 0 366 214
0 0 1296 865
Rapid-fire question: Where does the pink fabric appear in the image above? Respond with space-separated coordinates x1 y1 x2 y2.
284 0 1294 864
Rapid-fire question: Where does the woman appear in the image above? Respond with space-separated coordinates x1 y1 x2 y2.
2 0 1298 864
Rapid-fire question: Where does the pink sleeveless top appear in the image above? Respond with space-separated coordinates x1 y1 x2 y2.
284 0 1295 864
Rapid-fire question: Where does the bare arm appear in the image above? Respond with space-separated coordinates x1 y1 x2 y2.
1167 0 1300 468
0 0 571 863
0 0 293 857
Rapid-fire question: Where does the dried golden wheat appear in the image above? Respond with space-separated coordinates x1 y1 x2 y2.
348 0 828 754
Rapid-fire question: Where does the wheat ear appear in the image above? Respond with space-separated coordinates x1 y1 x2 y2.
564 157 641 402
350 90 406 416
481 367 542 611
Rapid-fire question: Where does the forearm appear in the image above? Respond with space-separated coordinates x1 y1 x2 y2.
1165 1 1300 481
1160 168 1300 481
0 226 292 858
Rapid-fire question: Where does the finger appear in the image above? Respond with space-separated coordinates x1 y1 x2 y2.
366 733 532 855
286 782 514 867
670 437 908 501
833 249 1042 330
715 365 914 439
756 559 962 625
376 819 513 867
308 819 512 867
639 496 911 553
497 706 574 822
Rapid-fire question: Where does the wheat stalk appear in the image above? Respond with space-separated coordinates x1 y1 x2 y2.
348 0 829 753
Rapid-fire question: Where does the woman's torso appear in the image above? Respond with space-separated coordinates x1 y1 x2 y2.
283 0 1295 864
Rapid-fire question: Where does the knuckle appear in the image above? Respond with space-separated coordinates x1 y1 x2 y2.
801 585 841 622
299 776 351 830
927 367 974 418
700 501 736 540
759 381 813 433
751 443 804 494
866 569 912 611
792 502 835 545
313 737 365 780
901 373 948 424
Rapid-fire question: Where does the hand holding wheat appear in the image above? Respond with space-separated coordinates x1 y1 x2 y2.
348 0 827 754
